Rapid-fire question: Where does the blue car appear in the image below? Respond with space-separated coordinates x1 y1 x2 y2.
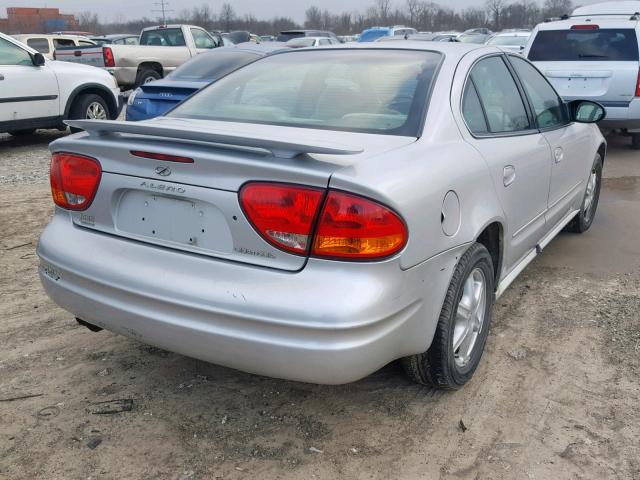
126 43 286 121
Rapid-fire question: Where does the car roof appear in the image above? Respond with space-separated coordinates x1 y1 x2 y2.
536 16 640 30
92 34 137 39
270 41 488 57
231 42 289 53
493 31 531 36
572 1 640 17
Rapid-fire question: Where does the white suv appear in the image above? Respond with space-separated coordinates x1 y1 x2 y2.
0 32 121 137
525 1 640 148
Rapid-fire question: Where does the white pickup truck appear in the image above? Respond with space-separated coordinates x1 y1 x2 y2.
54 25 222 89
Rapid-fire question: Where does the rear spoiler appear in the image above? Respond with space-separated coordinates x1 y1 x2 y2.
65 119 364 159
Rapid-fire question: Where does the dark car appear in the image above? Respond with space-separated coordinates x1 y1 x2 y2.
89 34 139 45
126 43 287 121
276 29 340 42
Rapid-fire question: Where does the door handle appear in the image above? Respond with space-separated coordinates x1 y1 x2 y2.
0 74 4 81
554 147 564 163
503 165 516 187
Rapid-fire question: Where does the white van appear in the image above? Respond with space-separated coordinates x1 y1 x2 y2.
524 1 640 148
12 34 96 60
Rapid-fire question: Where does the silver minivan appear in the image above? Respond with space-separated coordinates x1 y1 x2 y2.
525 1 640 148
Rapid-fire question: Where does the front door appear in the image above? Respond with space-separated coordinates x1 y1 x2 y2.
507 54 593 226
0 37 59 124
456 54 553 273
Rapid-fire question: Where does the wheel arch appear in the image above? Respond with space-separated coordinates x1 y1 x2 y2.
137 62 164 78
474 219 504 288
63 83 118 120
597 141 606 165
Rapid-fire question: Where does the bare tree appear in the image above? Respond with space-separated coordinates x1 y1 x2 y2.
406 0 420 26
485 0 506 30
543 0 573 18
219 3 235 32
304 6 323 29
376 0 392 24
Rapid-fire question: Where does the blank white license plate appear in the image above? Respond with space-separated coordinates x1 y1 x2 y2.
116 191 233 253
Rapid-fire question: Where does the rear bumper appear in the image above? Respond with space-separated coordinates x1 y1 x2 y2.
107 67 138 88
596 99 640 130
37 212 461 384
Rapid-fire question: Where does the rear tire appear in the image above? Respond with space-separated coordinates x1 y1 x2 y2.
565 153 602 233
8 129 36 136
402 243 494 389
135 68 161 87
632 133 640 150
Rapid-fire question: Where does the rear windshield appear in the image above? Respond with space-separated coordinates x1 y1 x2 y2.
169 50 260 81
276 32 303 42
529 29 639 61
169 49 441 136
140 28 186 46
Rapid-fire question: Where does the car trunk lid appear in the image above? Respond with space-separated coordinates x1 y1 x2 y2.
51 118 415 271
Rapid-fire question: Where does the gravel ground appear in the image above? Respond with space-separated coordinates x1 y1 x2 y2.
1 129 639 480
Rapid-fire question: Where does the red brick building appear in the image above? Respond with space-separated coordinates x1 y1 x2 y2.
0 7 79 34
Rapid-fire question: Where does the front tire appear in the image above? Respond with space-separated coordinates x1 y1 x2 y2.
402 243 495 389
631 133 640 150
565 153 602 233
8 129 36 136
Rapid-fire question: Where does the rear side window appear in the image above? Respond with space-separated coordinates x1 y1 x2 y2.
140 28 186 46
27 38 49 53
462 81 489 134
53 38 74 48
469 56 531 134
529 29 639 61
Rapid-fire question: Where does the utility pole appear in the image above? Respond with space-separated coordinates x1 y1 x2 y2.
152 0 173 26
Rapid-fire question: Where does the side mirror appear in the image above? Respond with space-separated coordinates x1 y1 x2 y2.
569 100 606 124
31 52 46 66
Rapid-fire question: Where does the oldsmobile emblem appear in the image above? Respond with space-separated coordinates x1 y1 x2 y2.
155 166 171 176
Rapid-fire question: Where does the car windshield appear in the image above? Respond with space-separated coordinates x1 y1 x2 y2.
488 35 529 46
528 29 639 61
168 50 261 81
140 28 186 46
168 49 441 136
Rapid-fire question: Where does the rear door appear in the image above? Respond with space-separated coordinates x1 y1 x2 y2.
527 26 640 108
507 54 593 227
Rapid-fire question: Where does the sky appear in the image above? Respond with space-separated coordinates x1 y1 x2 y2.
0 0 604 23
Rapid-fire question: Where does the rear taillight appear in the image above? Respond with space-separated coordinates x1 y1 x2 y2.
103 47 115 67
50 153 102 211
312 191 407 260
240 183 324 255
636 69 640 97
239 182 408 260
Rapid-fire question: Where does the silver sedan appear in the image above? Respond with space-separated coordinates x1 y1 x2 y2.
38 43 606 388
